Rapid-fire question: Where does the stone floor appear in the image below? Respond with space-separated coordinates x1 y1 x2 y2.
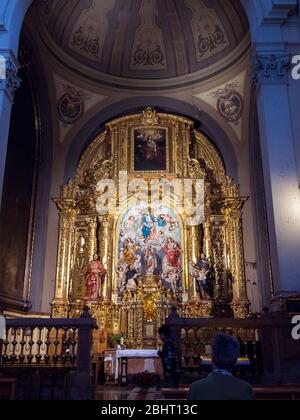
95 385 164 401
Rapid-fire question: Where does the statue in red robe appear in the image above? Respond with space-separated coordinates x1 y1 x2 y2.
84 254 107 300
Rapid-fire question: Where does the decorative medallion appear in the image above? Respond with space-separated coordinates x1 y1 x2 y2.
209 82 243 124
141 107 159 126
57 85 88 125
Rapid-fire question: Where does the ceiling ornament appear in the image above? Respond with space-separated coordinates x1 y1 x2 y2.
36 0 249 85
185 0 230 62
68 0 116 63
209 82 243 125
130 0 167 70
57 85 89 126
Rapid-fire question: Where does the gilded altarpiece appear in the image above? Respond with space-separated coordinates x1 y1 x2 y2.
51 108 250 350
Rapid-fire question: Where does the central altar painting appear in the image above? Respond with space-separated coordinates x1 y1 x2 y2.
117 205 182 296
52 108 250 350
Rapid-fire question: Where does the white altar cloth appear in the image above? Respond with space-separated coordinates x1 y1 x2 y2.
115 349 160 380
116 349 159 359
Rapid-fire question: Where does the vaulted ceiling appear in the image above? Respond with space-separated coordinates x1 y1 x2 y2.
37 0 249 86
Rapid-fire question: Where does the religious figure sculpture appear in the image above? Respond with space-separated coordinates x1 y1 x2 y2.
125 265 139 292
161 269 181 294
190 253 214 300
84 254 107 300
117 264 127 294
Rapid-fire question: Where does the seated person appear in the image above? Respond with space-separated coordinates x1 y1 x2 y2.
187 333 255 401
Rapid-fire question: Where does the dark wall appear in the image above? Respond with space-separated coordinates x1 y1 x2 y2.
0 65 37 311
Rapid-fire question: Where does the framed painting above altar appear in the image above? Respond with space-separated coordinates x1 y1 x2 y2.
131 127 169 173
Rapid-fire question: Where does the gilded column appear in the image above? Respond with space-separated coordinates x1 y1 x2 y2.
203 220 213 259
99 215 113 301
181 123 190 178
51 199 77 318
190 225 200 262
226 198 250 318
189 224 201 299
183 224 191 298
87 217 98 261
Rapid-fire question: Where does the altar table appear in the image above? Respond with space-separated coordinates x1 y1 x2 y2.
115 349 163 382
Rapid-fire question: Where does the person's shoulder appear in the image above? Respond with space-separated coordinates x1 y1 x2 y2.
229 376 255 399
187 376 215 400
231 376 253 390
189 376 212 390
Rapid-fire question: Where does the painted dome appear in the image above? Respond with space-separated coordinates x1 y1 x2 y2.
38 0 249 84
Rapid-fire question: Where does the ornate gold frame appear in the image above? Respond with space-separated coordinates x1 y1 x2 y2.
51 108 250 350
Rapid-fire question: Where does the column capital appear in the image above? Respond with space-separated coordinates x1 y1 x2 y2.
261 0 298 24
250 52 291 85
0 50 21 102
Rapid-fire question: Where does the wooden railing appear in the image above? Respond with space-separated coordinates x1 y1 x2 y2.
0 307 96 400
166 308 299 384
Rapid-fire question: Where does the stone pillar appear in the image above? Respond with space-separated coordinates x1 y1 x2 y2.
0 51 21 209
252 51 300 303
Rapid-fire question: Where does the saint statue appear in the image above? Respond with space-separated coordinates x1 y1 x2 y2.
84 254 107 300
190 253 214 300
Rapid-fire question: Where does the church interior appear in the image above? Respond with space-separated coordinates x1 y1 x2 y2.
0 0 300 401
